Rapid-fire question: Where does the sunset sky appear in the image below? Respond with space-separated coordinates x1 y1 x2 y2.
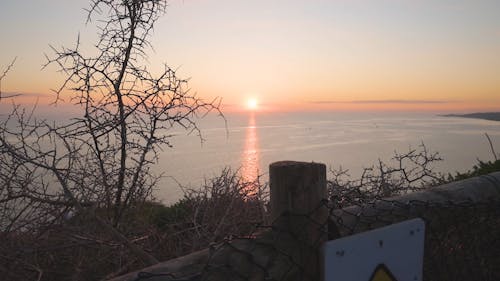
1 0 499 112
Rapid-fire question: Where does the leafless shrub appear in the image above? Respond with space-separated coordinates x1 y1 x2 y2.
148 168 268 260
328 142 445 207
1 0 223 279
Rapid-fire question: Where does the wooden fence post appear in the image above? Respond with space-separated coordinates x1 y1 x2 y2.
269 161 327 280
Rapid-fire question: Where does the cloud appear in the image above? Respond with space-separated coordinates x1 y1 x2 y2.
310 99 453 105
0 91 51 98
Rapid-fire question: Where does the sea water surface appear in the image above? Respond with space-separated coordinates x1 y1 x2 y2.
156 111 500 204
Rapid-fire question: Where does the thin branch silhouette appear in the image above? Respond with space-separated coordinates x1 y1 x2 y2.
0 57 19 100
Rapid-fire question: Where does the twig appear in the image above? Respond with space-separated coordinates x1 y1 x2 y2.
0 57 18 100
484 133 498 161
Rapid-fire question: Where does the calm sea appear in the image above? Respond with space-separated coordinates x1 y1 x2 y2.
155 111 500 204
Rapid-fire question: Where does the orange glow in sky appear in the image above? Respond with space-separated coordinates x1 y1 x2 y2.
1 0 499 113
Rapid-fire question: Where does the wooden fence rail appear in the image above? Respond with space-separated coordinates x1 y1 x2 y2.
332 171 500 236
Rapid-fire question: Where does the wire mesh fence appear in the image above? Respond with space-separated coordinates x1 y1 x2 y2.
122 168 500 281
332 199 500 281
129 201 500 281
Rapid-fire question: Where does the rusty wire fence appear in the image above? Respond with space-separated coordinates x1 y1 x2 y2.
120 167 500 281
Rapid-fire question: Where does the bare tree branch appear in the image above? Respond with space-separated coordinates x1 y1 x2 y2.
485 133 498 161
1 0 224 273
328 143 445 207
0 57 20 100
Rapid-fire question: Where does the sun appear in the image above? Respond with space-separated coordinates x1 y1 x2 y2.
246 98 258 110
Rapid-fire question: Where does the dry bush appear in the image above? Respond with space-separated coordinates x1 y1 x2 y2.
0 168 268 280
1 0 223 279
328 143 445 207
147 168 268 261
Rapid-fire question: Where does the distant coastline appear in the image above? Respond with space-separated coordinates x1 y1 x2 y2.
440 112 500 122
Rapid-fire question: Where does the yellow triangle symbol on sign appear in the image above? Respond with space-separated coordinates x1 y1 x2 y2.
369 264 398 281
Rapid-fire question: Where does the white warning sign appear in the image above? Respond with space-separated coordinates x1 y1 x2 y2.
324 218 425 281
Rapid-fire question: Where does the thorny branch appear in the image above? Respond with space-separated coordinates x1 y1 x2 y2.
0 57 19 100
1 0 223 277
328 142 445 207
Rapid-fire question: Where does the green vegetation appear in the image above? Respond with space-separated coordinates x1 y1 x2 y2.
149 200 192 230
447 159 500 181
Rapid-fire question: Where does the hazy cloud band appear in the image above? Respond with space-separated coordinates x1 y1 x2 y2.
310 100 454 105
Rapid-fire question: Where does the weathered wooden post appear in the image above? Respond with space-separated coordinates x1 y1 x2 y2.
269 161 328 280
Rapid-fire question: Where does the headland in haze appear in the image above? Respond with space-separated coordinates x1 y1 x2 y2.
441 112 500 122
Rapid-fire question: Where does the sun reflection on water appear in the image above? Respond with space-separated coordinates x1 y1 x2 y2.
241 113 260 187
